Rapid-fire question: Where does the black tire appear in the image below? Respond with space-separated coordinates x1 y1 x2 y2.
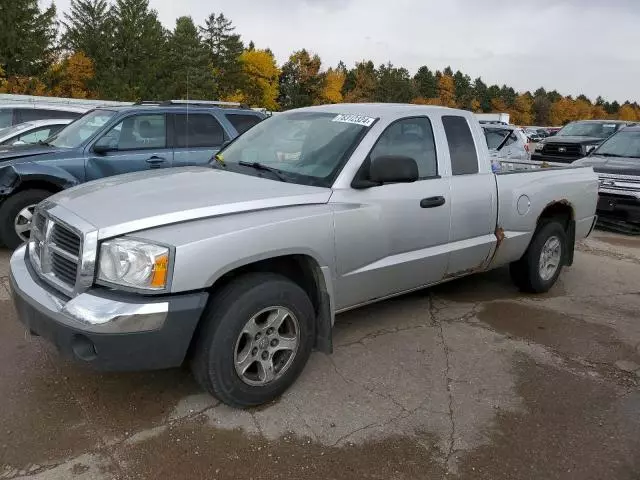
0 189 51 249
191 273 315 408
509 221 567 293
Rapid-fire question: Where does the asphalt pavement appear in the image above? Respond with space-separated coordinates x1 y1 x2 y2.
0 230 639 479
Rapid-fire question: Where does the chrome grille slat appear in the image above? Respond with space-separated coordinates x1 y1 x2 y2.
30 211 83 295
51 224 81 255
49 244 79 262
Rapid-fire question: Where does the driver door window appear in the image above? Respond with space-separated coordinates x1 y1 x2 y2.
101 114 166 150
370 117 438 178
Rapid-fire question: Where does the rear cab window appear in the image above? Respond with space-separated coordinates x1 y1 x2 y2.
442 115 479 175
225 113 263 135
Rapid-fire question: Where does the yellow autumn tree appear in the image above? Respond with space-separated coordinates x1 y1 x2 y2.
509 94 533 125
574 99 593 120
437 74 456 108
618 104 638 121
318 68 344 104
549 98 578 125
490 97 508 113
470 98 481 112
226 49 280 110
591 104 608 119
49 52 96 98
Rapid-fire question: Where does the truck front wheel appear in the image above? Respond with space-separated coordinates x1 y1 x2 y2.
510 221 567 293
191 273 315 408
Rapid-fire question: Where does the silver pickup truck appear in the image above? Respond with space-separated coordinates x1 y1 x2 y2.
10 104 598 407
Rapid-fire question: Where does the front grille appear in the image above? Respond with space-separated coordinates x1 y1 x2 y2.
542 143 582 157
51 252 78 284
51 224 81 256
30 212 83 294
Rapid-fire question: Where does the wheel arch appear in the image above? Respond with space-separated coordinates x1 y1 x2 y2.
199 253 334 354
537 200 576 266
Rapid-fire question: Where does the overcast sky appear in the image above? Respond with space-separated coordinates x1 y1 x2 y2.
53 0 640 102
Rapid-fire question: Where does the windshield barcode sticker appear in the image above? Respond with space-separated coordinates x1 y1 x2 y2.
332 114 376 127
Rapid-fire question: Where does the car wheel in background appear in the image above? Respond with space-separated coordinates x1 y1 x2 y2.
0 189 51 249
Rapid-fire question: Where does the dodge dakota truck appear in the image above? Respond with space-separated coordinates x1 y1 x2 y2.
10 104 599 408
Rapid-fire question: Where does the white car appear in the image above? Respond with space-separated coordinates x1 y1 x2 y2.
0 119 73 146
482 124 530 161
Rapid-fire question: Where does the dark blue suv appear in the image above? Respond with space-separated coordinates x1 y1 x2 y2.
0 101 265 247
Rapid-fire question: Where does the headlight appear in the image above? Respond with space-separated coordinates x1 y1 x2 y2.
535 143 544 151
584 144 598 154
97 238 170 291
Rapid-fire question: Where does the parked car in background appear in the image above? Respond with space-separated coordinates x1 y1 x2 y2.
476 112 510 125
483 124 530 161
546 127 561 136
0 100 266 247
574 126 640 233
532 120 632 164
0 103 88 129
0 119 72 146
9 104 598 408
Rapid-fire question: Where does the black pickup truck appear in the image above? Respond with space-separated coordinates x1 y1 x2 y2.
575 126 640 234
532 120 632 164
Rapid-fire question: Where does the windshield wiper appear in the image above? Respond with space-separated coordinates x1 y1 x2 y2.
238 161 288 182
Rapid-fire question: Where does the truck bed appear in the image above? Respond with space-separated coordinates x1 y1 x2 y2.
489 162 599 268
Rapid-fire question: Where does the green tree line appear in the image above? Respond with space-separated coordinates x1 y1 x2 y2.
1 0 639 124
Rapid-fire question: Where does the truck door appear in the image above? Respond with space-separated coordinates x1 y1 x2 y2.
171 113 228 167
441 115 497 276
86 113 173 180
332 116 452 309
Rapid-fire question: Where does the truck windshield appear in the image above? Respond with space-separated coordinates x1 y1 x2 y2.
48 109 116 148
557 121 620 139
215 111 373 187
594 130 640 158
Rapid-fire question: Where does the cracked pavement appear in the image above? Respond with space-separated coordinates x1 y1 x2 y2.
1 229 639 479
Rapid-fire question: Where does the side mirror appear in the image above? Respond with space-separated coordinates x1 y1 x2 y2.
370 155 419 184
93 137 116 154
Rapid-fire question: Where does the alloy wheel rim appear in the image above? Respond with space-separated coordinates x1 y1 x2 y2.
14 204 36 242
233 306 300 386
539 235 562 281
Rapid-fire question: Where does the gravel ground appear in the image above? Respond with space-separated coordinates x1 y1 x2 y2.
0 229 639 480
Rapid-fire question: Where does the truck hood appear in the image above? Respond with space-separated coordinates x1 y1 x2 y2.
50 167 332 239
543 136 604 146
574 155 640 176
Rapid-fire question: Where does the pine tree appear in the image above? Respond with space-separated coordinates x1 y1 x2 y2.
414 66 437 99
375 63 413 103
0 0 58 77
343 61 377 103
61 0 113 96
108 0 167 100
278 49 323 109
166 16 215 100
200 13 244 100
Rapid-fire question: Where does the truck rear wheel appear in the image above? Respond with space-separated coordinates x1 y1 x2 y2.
191 273 315 408
0 189 51 249
510 221 567 293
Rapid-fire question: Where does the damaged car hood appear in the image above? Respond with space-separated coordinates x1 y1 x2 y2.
48 167 333 239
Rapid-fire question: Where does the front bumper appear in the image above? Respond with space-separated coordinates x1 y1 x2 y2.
9 245 208 371
596 193 640 224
